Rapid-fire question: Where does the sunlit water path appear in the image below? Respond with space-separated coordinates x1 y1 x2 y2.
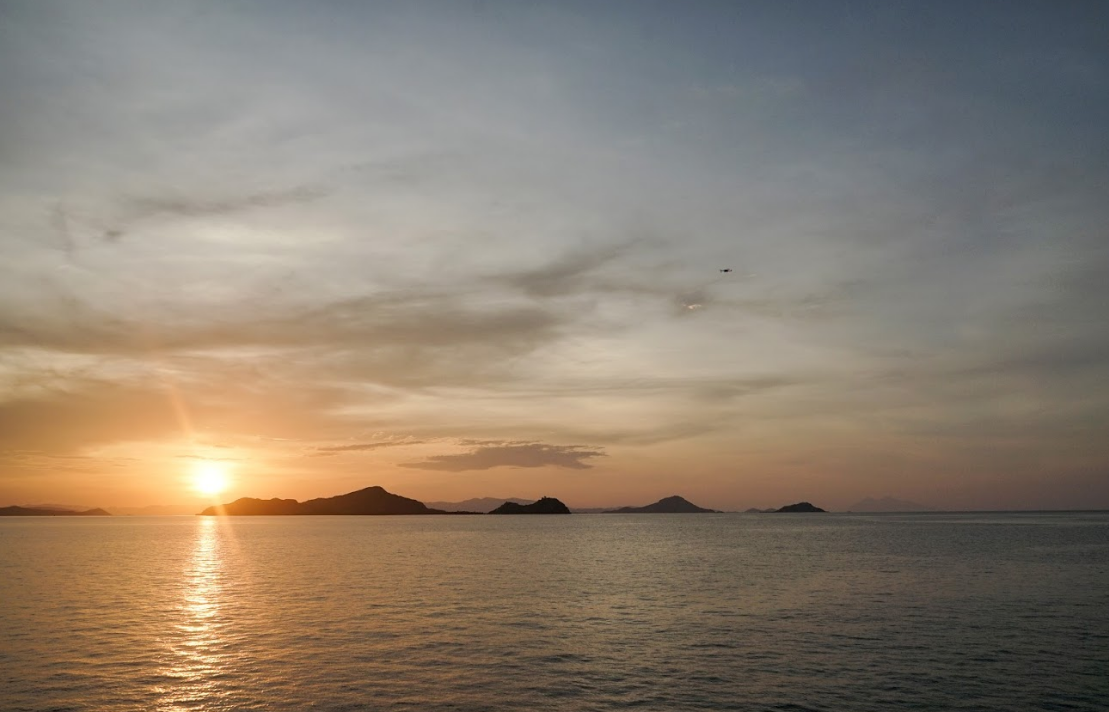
3 513 1108 711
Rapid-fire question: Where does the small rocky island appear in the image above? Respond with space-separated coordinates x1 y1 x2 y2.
0 506 112 517
199 486 447 515
775 502 826 513
489 497 570 514
604 495 718 514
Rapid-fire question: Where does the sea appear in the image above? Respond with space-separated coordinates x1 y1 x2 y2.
2 512 1107 711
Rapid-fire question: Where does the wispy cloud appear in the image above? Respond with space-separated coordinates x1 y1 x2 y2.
400 442 605 472
46 185 332 249
313 439 426 456
121 185 329 220
498 241 642 298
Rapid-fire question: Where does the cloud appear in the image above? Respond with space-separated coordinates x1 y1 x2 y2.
49 203 77 258
498 241 641 298
36 184 330 257
313 439 425 456
0 284 569 385
120 184 329 220
0 363 357 453
400 442 605 472
94 184 332 243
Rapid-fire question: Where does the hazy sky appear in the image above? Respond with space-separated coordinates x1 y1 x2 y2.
2 1 1107 511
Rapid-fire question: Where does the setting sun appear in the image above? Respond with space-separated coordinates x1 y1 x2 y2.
193 461 231 496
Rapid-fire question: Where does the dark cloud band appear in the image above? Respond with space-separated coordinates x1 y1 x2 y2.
400 442 605 472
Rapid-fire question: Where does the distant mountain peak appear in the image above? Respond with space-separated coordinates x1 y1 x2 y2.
604 495 718 514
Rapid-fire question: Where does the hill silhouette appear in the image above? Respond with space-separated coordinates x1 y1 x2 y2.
199 486 445 515
775 502 826 513
604 495 718 513
489 497 570 514
22 503 86 511
424 497 531 513
108 504 204 516
0 506 111 516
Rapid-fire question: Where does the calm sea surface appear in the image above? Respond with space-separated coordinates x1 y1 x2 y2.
2 513 1107 711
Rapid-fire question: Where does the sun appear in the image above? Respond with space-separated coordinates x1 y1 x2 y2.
193 461 231 496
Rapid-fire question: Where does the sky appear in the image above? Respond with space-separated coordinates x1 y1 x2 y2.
1 0 1107 511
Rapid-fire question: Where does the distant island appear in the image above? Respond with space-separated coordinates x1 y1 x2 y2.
109 504 205 516
199 486 448 515
424 497 531 513
847 496 934 512
604 495 718 514
775 502 826 513
0 506 112 517
489 497 570 514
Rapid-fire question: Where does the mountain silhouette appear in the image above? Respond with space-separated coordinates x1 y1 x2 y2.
107 504 203 516
775 502 826 513
300 486 439 515
489 497 570 514
22 503 86 511
198 486 446 515
604 495 718 513
424 497 532 513
0 506 111 516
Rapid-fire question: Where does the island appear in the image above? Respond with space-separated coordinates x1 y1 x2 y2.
775 502 826 513
489 497 570 514
199 486 447 515
604 495 718 514
0 506 112 516
424 497 531 513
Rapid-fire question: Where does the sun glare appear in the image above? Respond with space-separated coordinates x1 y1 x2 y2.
193 461 230 496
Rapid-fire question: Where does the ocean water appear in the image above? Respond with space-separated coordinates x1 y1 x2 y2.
2 513 1107 711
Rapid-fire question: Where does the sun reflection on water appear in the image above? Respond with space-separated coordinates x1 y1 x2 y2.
157 517 230 710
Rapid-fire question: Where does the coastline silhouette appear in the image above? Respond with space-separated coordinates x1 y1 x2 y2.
198 486 444 515
197 487 573 516
0 506 111 517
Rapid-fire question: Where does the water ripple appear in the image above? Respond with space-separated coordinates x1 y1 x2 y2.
2 513 1108 711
